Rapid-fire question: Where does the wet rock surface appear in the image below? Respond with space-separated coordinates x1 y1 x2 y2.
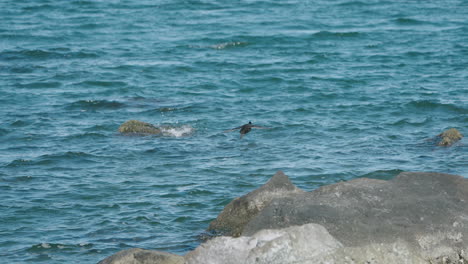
118 120 161 135
436 128 463 146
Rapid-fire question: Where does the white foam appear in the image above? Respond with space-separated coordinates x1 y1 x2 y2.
40 243 51 249
211 42 246 50
160 125 194 137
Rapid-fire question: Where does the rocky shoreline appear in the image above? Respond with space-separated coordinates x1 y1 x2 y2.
98 170 468 264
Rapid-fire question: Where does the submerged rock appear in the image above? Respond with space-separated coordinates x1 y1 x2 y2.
436 128 463 146
118 120 161 135
97 248 183 264
207 171 304 237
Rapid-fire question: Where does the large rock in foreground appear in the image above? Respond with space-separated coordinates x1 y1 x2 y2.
186 223 432 264
207 171 468 263
98 171 468 264
186 223 343 264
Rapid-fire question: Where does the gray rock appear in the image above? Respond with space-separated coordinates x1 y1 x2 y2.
97 248 184 264
186 223 343 264
206 171 304 237
118 120 161 135
98 171 468 264
243 172 468 263
436 128 463 146
186 223 432 264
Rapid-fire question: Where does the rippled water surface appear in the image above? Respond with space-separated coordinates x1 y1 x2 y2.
1 0 467 263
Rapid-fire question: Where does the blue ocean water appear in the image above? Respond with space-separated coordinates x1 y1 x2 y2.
1 0 467 263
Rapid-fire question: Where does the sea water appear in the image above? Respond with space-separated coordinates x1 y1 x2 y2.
1 0 467 263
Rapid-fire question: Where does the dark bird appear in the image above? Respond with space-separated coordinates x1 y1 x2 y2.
223 121 270 138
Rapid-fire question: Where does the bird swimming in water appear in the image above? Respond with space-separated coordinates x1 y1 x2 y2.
223 121 270 139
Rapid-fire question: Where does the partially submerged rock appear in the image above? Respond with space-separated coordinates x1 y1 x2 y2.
207 171 304 237
118 120 161 135
241 172 468 263
97 248 184 264
98 171 468 264
437 128 463 146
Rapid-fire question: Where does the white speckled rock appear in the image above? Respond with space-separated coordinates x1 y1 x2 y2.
186 223 342 264
97 248 183 264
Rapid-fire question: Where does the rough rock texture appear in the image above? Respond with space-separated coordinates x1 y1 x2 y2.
186 223 343 264
186 224 433 264
242 172 468 263
207 171 304 237
97 248 184 264
118 120 161 134
437 128 463 146
98 171 468 264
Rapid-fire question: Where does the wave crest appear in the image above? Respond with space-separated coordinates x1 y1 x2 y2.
211 41 248 50
65 100 126 111
27 242 93 252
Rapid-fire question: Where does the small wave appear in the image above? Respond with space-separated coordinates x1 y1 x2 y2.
126 96 164 103
3 65 42 74
39 151 97 160
70 0 96 6
66 132 107 140
6 159 35 168
1 175 33 182
404 51 434 57
405 100 467 114
65 100 126 110
337 1 373 6
5 158 54 167
391 117 431 127
78 80 128 87
6 152 98 168
0 49 99 61
17 81 62 89
0 49 52 60
123 97 179 111
0 128 10 136
359 169 404 180
173 216 193 223
27 242 93 252
187 189 215 196
158 107 178 112
78 23 108 30
84 124 115 132
210 41 248 50
21 4 57 11
10 120 31 127
312 31 361 39
393 17 425 25
160 125 195 137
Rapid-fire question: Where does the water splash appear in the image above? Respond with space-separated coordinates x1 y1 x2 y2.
160 125 195 138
